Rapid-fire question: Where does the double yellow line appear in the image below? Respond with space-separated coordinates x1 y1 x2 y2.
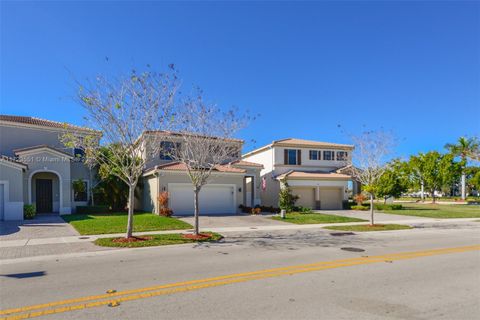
1 245 479 320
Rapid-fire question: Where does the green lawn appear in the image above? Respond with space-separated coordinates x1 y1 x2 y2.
94 232 223 248
272 212 366 224
379 203 480 219
62 212 192 235
325 224 412 232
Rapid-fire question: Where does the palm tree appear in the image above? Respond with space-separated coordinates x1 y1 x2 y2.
445 137 480 200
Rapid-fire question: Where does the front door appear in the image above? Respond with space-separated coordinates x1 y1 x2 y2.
36 179 53 213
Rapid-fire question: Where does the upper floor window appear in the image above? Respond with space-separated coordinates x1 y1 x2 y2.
284 149 301 165
336 151 348 161
323 150 334 161
159 141 179 160
73 147 85 159
309 150 321 160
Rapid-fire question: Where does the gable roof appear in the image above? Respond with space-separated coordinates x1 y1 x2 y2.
0 155 28 170
243 138 354 158
13 145 73 159
0 115 100 134
143 161 246 176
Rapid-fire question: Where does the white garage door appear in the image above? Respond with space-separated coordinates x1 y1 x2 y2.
169 184 236 215
319 187 342 210
0 184 4 221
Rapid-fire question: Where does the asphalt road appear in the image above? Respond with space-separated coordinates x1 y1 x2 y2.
1 222 479 320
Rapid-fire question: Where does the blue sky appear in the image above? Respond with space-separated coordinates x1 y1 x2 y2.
1 1 479 158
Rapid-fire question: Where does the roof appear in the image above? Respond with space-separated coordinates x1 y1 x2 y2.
0 155 28 169
144 161 246 175
141 130 244 144
0 115 100 134
243 138 354 158
13 145 74 158
276 170 351 181
229 160 264 168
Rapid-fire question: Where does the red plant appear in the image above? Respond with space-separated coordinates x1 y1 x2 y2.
353 193 367 206
157 192 173 216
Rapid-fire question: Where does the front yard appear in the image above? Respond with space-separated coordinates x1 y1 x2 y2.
379 203 480 219
272 212 366 224
62 212 192 235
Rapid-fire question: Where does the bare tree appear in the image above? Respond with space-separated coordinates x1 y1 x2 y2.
63 67 179 238
350 130 394 225
167 93 248 235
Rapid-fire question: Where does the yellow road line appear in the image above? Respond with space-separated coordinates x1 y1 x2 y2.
1 245 478 320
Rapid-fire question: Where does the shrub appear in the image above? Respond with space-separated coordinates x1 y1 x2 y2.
23 204 36 219
351 205 369 211
251 207 262 215
279 179 299 212
76 205 110 214
374 204 403 210
157 192 173 216
293 206 313 214
353 194 367 206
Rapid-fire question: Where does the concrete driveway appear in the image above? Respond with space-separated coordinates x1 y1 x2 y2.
0 215 80 241
178 214 288 229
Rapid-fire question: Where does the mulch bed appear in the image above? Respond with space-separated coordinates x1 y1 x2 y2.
182 233 212 240
112 236 153 243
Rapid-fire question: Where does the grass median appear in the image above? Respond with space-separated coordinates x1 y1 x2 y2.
379 203 480 219
272 212 366 224
325 224 412 232
62 212 192 235
94 232 223 247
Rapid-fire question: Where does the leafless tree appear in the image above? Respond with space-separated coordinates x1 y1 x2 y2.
350 130 395 225
167 93 248 235
63 67 179 238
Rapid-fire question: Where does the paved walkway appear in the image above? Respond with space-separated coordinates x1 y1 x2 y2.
178 214 287 228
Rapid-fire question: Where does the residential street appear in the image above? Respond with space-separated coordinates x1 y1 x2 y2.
1 221 479 319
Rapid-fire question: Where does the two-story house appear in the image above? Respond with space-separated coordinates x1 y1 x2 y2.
242 138 355 210
139 130 264 215
0 115 101 220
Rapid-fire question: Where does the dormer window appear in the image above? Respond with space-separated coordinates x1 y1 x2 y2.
159 141 179 160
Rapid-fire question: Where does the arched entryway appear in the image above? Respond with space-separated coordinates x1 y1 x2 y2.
29 171 62 214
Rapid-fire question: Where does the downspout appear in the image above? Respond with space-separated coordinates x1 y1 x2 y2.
155 166 160 215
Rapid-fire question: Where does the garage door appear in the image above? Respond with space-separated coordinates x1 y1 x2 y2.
319 187 342 210
0 184 4 220
291 187 315 209
169 184 236 215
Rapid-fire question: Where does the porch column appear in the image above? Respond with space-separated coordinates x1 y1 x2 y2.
315 186 320 210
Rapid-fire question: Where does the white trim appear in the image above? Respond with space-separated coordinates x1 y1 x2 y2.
15 147 73 159
28 169 64 214
0 159 26 171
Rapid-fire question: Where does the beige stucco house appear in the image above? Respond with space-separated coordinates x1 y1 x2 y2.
140 131 263 215
0 115 100 220
242 138 357 210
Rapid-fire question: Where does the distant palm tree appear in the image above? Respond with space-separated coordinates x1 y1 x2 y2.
445 137 480 200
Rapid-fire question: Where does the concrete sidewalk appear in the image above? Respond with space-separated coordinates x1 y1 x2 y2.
1 217 478 250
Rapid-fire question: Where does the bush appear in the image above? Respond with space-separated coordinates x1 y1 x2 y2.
76 205 110 214
23 204 36 219
374 204 403 210
353 194 367 206
159 208 173 217
279 179 299 212
293 206 313 214
239 205 280 214
351 205 369 211
157 192 173 216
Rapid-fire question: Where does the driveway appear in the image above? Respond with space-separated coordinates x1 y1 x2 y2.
178 214 288 229
0 215 80 241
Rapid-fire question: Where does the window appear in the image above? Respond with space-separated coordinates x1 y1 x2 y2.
285 149 300 165
309 150 322 160
336 151 348 161
323 150 334 161
74 181 88 202
73 147 85 159
159 141 179 160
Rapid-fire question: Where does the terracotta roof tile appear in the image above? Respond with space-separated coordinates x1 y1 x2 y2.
229 160 264 168
145 161 246 174
276 170 351 180
0 115 100 133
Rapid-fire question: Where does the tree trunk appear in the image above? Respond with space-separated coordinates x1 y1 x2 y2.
461 173 466 200
193 187 200 235
126 184 135 238
421 182 425 202
369 194 374 226
89 170 95 206
431 189 436 204
384 197 387 205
